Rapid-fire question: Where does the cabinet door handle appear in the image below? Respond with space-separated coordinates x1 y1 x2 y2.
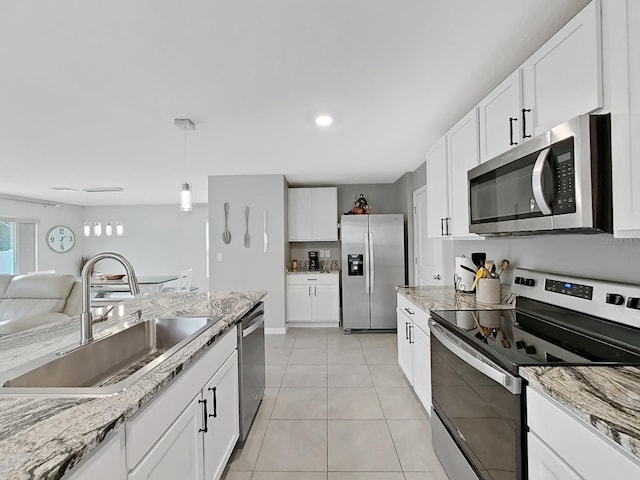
199 399 208 432
409 325 414 344
522 108 532 139
404 307 414 315
509 117 518 146
208 387 217 418
440 218 444 236
406 322 410 340
308 286 311 296
446 218 451 236
314 286 317 296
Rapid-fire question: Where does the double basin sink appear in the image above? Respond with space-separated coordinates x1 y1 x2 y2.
0 315 219 397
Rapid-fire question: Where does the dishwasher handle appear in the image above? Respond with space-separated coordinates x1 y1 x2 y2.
243 315 264 337
429 320 521 395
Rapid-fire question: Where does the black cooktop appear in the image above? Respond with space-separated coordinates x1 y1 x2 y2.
430 297 640 373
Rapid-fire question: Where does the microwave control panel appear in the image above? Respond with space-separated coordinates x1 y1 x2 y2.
551 137 577 215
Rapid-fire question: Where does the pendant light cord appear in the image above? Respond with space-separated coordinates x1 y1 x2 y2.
183 126 188 183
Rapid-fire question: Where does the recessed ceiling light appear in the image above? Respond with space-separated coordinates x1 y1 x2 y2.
315 115 333 127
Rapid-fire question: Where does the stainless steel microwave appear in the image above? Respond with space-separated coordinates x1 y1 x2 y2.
468 114 612 235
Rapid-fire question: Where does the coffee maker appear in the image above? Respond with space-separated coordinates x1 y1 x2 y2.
308 251 320 270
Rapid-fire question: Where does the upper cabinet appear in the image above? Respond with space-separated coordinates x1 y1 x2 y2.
602 0 640 238
426 109 482 239
288 187 338 241
477 1 602 164
478 70 523 163
521 1 603 136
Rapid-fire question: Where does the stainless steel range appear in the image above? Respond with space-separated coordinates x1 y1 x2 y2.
429 268 640 480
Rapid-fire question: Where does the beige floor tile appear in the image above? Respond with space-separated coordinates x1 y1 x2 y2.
328 388 384 419
328 420 401 471
369 364 410 388
255 420 328 472
252 473 327 480
271 388 327 419
222 471 252 480
363 346 398 365
328 364 374 388
327 334 362 347
288 348 327 365
294 333 328 348
387 420 442 471
403 472 450 480
357 333 397 348
281 364 328 387
376 387 426 419
266 364 286 388
327 347 366 365
266 347 293 365
328 473 404 480
265 335 296 350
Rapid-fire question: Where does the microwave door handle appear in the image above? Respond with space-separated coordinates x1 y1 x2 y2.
532 147 553 215
429 320 521 395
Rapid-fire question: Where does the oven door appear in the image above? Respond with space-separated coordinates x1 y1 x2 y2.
430 320 524 480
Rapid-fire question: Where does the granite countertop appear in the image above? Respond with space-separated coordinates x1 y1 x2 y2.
397 285 516 312
521 366 640 463
0 290 265 480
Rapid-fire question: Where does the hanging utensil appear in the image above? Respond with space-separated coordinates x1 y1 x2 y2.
263 211 268 253
244 206 251 248
222 202 231 244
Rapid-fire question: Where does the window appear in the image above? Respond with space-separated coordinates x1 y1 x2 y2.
0 219 37 274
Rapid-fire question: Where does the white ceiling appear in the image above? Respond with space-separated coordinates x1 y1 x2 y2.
0 0 590 206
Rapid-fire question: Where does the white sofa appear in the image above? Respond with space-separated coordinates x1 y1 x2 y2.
0 274 82 335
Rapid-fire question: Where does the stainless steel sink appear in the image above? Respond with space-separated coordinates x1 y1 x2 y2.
0 316 217 397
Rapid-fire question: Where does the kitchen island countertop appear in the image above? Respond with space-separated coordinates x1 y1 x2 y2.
0 290 265 480
396 285 515 312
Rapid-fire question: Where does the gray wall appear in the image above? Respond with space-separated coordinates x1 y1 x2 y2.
0 196 85 275
452 234 640 286
337 184 397 215
209 175 288 332
83 205 209 290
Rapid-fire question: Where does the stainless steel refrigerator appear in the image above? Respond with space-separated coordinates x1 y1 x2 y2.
341 214 405 331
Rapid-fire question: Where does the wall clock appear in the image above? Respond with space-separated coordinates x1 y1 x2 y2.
46 225 75 253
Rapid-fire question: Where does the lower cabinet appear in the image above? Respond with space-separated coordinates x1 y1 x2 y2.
125 327 239 480
66 428 127 480
527 386 640 479
286 274 340 326
396 293 431 416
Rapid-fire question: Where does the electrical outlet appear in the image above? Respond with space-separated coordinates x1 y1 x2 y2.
319 250 324 258
325 250 331 258
216 253 223 262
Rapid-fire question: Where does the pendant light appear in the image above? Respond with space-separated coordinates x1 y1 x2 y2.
175 118 195 211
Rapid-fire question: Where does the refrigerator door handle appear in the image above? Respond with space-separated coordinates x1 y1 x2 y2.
364 233 370 293
369 232 375 293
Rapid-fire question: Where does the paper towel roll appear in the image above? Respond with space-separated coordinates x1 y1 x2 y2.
454 256 476 293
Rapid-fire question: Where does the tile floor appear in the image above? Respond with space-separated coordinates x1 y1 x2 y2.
224 328 449 480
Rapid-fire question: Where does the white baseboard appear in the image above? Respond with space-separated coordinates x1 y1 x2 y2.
265 327 287 335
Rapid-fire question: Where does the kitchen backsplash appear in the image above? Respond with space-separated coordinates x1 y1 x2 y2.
290 242 341 270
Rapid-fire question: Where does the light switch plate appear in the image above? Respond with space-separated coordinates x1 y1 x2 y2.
216 253 223 262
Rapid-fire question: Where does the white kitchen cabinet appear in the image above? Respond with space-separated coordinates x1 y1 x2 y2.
411 324 431 413
446 108 481 238
521 1 602 137
286 273 339 326
66 428 127 480
203 352 239 480
126 328 239 480
128 397 205 480
478 70 522 163
527 386 640 480
396 293 431 415
288 187 338 241
603 0 640 238
425 137 449 238
396 306 413 381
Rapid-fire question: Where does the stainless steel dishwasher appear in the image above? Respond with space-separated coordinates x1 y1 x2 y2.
237 302 265 444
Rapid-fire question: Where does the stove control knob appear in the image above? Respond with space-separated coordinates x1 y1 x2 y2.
524 278 536 287
514 277 524 285
606 293 625 306
516 341 526 349
525 345 537 355
627 297 640 310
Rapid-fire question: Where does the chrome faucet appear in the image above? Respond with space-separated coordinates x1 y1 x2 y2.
80 252 140 345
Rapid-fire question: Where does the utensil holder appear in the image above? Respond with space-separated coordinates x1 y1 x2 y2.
476 278 501 304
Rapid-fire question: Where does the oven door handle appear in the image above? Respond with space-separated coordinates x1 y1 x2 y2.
429 320 521 395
